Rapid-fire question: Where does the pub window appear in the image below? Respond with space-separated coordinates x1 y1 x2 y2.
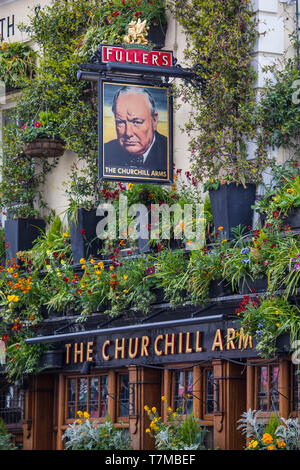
173 370 193 414
256 365 279 412
66 375 108 420
117 374 130 418
292 365 300 411
204 369 214 415
0 383 24 425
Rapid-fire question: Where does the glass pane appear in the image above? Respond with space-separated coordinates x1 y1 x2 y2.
257 367 268 411
293 366 300 411
100 376 108 418
205 369 214 414
174 371 184 412
77 378 88 413
119 375 129 417
185 371 194 414
67 378 76 419
270 366 279 411
89 377 99 418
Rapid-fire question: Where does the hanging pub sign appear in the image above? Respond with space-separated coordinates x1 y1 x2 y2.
78 19 199 184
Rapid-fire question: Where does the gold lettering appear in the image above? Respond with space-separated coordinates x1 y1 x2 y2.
115 338 125 359
185 332 193 353
141 336 150 357
178 332 183 354
238 328 253 350
226 328 236 350
86 341 94 362
195 331 203 352
102 340 111 361
74 342 84 363
154 334 164 356
212 329 223 351
128 337 139 359
65 343 72 364
165 333 175 355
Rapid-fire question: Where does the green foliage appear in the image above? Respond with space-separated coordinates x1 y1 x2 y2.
166 0 268 185
0 419 16 450
0 41 36 90
145 401 207 450
62 414 132 450
238 409 300 450
21 111 63 143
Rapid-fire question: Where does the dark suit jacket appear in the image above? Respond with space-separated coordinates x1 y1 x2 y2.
104 131 168 172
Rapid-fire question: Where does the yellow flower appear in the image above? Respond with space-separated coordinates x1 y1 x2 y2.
261 433 273 444
83 411 90 419
7 295 19 303
90 259 95 264
98 262 104 270
77 411 83 417
276 439 286 449
151 407 157 413
146 428 151 433
79 258 86 265
221 239 228 244
218 226 223 231
109 265 114 271
123 289 129 294
167 407 173 413
77 419 82 425
144 405 150 412
81 265 86 270
248 440 258 449
267 444 275 450
62 232 69 238
173 412 177 417
161 396 166 402
276 323 280 328
275 310 280 315
210 179 215 183
61 259 65 265
95 269 101 275
128 183 134 190
123 275 128 280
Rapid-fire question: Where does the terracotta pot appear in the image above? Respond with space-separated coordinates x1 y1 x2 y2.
23 138 65 158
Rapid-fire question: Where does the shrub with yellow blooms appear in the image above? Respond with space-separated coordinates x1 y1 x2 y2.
144 396 207 450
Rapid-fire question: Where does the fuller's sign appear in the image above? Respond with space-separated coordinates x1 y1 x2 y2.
63 322 256 369
101 45 173 67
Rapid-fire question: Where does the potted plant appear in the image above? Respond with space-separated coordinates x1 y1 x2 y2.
5 216 46 262
0 41 37 92
254 161 300 230
21 111 65 159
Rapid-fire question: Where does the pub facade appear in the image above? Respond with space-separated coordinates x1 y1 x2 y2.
0 0 299 452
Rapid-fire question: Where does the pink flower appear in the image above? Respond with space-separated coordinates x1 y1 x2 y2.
22 125 27 131
34 122 42 128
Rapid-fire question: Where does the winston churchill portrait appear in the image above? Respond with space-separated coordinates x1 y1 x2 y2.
102 83 171 183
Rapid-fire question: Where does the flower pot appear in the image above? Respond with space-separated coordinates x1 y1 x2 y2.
209 279 233 298
283 206 300 230
70 208 104 265
23 138 65 158
5 218 46 261
209 183 257 240
238 276 268 295
147 21 167 49
38 349 64 370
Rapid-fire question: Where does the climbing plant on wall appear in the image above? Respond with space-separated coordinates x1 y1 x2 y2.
166 0 269 186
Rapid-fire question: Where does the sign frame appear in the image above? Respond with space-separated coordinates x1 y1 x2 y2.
98 76 174 185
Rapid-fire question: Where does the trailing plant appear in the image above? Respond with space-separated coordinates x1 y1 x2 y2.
166 0 268 185
0 41 36 90
62 412 132 450
235 295 300 358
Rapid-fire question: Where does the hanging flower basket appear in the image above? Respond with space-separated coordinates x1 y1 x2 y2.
23 137 65 158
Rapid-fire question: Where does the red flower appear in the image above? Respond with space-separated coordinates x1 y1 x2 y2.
112 10 120 17
270 244 276 249
80 228 86 236
62 277 69 283
53 252 58 259
34 122 42 128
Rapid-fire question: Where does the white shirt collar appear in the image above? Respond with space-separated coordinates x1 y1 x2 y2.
142 134 156 163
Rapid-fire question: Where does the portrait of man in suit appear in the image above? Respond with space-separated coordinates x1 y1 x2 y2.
102 84 171 183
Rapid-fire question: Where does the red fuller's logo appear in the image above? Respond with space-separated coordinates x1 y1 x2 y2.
101 45 173 67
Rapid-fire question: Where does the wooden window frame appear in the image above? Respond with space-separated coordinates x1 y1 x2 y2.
64 372 109 424
247 360 280 416
116 372 130 423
